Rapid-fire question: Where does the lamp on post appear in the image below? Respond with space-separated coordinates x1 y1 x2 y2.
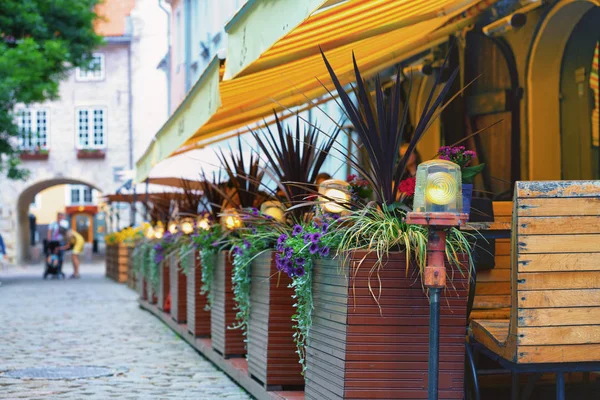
406 160 468 400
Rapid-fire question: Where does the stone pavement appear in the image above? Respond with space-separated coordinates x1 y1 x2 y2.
0 261 251 400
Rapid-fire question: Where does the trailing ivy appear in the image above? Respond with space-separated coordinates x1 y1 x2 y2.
275 215 342 372
192 225 224 310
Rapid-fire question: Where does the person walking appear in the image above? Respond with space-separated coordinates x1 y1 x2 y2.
59 223 84 279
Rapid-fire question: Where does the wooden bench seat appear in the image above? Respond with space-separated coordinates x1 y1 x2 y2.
468 180 600 399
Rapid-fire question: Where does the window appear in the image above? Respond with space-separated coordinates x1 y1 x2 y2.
76 107 106 149
16 109 48 151
68 185 96 206
76 53 105 81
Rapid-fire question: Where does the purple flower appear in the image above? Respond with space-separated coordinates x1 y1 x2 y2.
303 234 311 244
285 247 294 257
277 234 288 246
292 224 303 237
319 246 330 257
321 223 329 233
331 213 340 221
243 240 251 249
264 215 273 220
211 241 219 247
251 207 259 216
294 267 305 277
310 232 322 243
276 243 284 252
296 257 306 266
309 243 319 255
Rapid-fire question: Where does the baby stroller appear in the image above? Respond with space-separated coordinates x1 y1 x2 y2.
43 240 65 279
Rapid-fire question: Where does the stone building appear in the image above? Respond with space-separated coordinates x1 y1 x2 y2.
0 0 168 263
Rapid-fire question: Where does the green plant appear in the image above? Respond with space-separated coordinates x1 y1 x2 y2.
437 145 485 184
192 224 223 309
250 113 340 221
274 215 343 372
320 49 460 207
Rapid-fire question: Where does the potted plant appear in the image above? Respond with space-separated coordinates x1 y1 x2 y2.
20 146 49 160
281 51 475 399
189 173 226 338
233 114 340 388
437 145 484 217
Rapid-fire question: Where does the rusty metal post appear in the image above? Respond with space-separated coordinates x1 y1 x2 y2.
426 229 447 400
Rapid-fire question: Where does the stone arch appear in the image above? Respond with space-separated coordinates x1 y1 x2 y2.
526 0 600 179
15 177 103 262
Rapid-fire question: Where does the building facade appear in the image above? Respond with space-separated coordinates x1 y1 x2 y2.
0 0 168 263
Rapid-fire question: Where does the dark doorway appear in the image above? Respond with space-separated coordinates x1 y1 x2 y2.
560 7 600 180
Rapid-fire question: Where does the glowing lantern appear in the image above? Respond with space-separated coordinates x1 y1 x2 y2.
260 201 285 222
221 209 242 230
180 218 195 235
144 225 155 240
196 216 210 231
412 160 462 214
318 179 350 214
168 222 179 235
153 223 164 240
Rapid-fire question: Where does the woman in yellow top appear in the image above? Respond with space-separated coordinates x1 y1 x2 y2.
59 225 84 279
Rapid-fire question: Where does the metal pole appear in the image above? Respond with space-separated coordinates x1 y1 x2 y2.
428 287 441 400
425 229 447 400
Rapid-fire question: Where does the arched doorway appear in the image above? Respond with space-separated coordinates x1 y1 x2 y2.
527 0 600 179
560 6 600 179
16 178 102 262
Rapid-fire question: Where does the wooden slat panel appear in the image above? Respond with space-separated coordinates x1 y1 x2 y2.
493 201 513 217
518 216 600 235
518 271 600 290
518 198 600 216
475 282 511 295
518 253 600 272
516 180 600 198
477 269 510 282
518 343 600 363
519 289 600 308
518 234 600 253
518 325 600 345
519 307 600 327
473 295 511 309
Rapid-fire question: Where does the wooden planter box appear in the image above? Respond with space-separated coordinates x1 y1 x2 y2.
169 253 187 323
248 251 303 389
305 251 469 400
139 278 148 301
211 251 246 358
146 280 158 304
158 260 171 311
77 149 105 159
20 152 49 161
105 244 129 283
186 250 211 337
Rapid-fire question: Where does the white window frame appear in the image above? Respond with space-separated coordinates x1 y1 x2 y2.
15 108 49 151
75 107 107 150
75 53 105 82
66 185 97 206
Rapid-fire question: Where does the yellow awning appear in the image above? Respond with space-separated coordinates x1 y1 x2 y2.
136 0 496 182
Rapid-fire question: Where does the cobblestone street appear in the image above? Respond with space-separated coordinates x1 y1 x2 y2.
0 262 251 399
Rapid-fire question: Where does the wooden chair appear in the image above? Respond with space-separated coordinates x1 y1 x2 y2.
468 180 600 400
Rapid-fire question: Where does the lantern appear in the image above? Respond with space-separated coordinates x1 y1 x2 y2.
196 215 210 231
180 218 195 235
260 201 285 222
221 209 242 230
144 225 155 240
406 159 467 400
412 160 462 214
318 179 351 214
153 223 164 240
168 221 179 235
